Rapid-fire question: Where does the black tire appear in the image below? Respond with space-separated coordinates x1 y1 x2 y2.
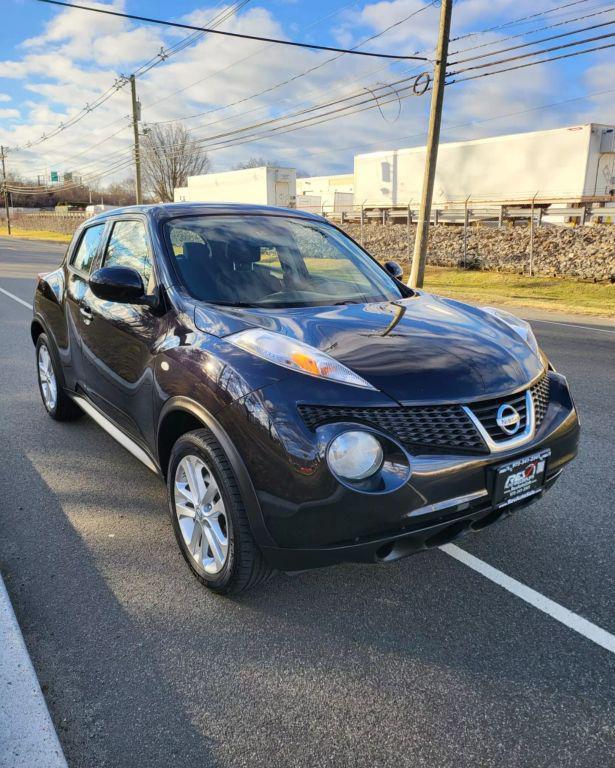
167 428 274 594
35 333 82 421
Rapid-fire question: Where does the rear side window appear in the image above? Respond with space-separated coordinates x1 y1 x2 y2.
103 220 153 291
71 224 105 273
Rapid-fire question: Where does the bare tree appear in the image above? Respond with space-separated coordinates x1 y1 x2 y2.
142 123 210 202
233 156 280 170
234 156 310 176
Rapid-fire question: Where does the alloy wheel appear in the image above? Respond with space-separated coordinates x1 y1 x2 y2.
38 343 57 412
174 454 229 574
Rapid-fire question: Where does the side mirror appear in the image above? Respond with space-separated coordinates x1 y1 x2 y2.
383 260 404 280
89 266 148 304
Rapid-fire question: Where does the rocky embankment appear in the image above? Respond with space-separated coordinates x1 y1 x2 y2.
339 222 615 282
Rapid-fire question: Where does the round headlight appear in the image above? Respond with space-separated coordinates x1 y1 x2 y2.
327 431 384 481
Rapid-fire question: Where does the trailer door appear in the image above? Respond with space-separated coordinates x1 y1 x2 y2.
275 181 291 207
596 154 615 196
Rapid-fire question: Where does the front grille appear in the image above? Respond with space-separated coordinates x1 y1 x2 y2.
467 371 550 443
298 403 488 454
531 372 551 427
468 389 529 442
298 372 551 454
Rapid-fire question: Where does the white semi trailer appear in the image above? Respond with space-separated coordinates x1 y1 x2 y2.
353 124 615 207
174 166 296 207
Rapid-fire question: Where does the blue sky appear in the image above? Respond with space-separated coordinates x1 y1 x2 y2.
1 0 614 185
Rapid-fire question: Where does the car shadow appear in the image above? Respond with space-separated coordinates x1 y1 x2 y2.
0 447 217 768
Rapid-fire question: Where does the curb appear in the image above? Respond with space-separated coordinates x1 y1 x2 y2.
0 236 69 246
0 576 68 768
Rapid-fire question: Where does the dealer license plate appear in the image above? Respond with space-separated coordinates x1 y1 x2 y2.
492 449 550 508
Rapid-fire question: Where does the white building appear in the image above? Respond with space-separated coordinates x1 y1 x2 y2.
296 174 354 213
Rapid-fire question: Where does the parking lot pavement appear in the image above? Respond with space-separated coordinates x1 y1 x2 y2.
1 237 614 768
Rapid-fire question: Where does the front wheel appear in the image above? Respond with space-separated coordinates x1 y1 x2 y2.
35 334 81 421
167 428 274 594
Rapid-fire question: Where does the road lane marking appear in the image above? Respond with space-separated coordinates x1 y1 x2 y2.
3 276 614 655
441 543 615 655
0 285 33 310
530 319 615 335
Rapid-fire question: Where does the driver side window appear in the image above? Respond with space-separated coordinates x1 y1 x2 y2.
104 220 153 292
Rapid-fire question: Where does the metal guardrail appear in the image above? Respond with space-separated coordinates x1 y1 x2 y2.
319 203 614 226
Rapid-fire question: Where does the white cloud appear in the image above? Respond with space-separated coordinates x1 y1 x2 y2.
1 0 612 185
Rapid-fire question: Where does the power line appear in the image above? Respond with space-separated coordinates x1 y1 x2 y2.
55 26 613 179
132 36 614 160
13 70 430 186
16 1 612 188
37 0 430 60
8 0 249 154
59 72 432 175
448 3 615 56
21 0 435 172
448 40 615 84
143 82 432 159
142 0 362 111
448 30 615 74
450 0 595 42
27 1 381 172
449 17 615 65
140 2 437 156
271 85 615 163
10 78 615 195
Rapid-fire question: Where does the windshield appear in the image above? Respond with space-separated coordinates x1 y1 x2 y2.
163 214 405 308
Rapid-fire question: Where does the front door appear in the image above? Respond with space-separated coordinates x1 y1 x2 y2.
64 222 107 390
79 216 164 447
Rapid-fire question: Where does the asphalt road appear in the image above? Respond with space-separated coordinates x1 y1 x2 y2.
1 237 614 768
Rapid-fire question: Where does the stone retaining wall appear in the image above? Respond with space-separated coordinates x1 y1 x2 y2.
339 222 615 282
4 212 88 234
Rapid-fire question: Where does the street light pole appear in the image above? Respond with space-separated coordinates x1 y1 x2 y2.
1 146 12 236
408 0 452 288
130 74 143 205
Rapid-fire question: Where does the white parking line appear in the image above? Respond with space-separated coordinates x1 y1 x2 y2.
531 318 615 335
2 280 613 655
0 286 33 310
441 544 615 655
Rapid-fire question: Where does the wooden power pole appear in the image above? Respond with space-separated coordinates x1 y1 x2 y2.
408 0 452 288
130 75 143 205
0 146 11 236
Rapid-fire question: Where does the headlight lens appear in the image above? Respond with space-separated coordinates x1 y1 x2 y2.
227 328 375 389
481 306 540 356
327 431 383 480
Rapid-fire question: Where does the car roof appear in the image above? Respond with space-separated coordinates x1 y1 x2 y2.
86 202 326 225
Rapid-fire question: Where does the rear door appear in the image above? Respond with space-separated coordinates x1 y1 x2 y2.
64 222 107 390
79 216 164 446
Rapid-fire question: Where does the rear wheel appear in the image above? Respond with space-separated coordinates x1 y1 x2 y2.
35 334 81 421
167 428 273 594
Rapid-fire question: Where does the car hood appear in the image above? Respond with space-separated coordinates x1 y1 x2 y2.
193 292 544 404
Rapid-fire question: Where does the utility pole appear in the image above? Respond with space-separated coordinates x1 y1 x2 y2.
130 74 143 205
408 0 452 288
1 146 11 236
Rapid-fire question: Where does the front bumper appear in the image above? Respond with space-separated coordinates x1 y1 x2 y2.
219 371 579 570
259 468 563 570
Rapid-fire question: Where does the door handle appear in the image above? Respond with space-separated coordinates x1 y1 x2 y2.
80 305 93 324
